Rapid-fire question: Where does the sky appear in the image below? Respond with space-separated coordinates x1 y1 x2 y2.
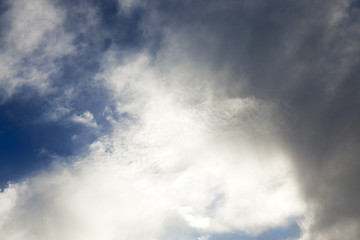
0 0 359 239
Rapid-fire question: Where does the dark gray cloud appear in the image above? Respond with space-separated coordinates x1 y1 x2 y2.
143 0 360 238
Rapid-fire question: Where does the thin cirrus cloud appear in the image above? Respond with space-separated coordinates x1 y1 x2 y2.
1 0 360 240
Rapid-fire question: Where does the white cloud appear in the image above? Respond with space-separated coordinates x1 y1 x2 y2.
197 235 210 240
1 1 358 239
0 48 306 239
0 4 310 237
118 0 144 15
100 52 306 233
0 0 74 98
72 111 98 128
6 0 62 53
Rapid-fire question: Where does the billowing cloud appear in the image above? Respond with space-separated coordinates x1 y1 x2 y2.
139 0 360 239
1 0 360 239
0 49 305 239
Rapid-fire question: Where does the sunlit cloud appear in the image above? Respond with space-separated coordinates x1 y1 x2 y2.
0 50 305 239
1 0 360 239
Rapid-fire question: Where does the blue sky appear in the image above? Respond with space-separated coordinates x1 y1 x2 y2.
209 221 302 240
1 1 360 240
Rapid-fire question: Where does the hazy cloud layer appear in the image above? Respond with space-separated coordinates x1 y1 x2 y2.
142 0 360 239
0 0 360 239
0 51 305 239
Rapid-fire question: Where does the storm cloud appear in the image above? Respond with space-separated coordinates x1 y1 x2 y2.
143 0 360 239
0 0 359 239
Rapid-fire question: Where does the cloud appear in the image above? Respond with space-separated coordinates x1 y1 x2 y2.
71 111 98 128
2 0 360 239
118 0 143 14
0 47 305 239
0 0 74 99
6 0 63 53
106 51 307 232
140 0 360 239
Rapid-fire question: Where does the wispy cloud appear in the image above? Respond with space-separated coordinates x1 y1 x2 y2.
0 0 74 99
0 49 305 239
1 0 360 239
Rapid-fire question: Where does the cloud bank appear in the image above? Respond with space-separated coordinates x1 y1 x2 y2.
1 0 360 240
0 49 305 239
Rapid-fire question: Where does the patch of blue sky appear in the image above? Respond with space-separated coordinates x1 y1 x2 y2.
207 221 302 240
0 0 146 187
0 88 98 187
59 0 146 50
